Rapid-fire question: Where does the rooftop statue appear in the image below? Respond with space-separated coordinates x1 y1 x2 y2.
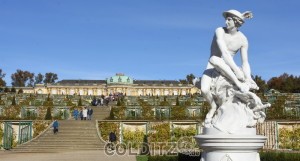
199 10 271 133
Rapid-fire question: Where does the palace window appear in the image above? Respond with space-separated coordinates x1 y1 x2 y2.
155 107 170 119
125 107 141 119
118 77 122 82
0 106 3 116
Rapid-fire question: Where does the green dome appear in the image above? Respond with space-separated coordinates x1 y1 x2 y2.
107 74 133 84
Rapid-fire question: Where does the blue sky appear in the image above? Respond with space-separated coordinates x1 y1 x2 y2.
0 0 299 85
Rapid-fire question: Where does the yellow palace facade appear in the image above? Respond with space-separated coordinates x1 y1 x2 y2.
24 74 199 96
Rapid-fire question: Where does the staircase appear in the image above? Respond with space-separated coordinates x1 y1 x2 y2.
91 106 111 120
13 120 106 152
12 106 112 152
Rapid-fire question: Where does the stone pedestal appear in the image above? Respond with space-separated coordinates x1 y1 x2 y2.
194 128 266 161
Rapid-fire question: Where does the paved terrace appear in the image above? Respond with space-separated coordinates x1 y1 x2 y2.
0 150 136 161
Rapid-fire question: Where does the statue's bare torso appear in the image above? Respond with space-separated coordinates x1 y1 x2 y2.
210 27 247 58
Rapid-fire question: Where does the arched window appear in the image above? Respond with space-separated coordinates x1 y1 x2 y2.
138 89 143 96
88 89 93 95
155 89 160 96
97 89 102 95
70 89 75 95
37 89 43 94
118 77 122 82
173 90 178 95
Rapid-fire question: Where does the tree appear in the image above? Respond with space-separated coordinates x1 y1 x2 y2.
43 94 53 106
78 97 82 106
201 101 210 121
4 87 10 93
109 107 116 119
176 96 180 106
12 95 16 105
44 72 58 84
47 93 51 101
267 73 300 93
45 107 52 120
35 73 44 84
179 79 188 84
117 99 121 106
0 69 6 87
253 75 268 93
186 74 195 84
266 95 287 120
268 76 284 92
18 89 24 94
11 69 34 87
11 87 16 93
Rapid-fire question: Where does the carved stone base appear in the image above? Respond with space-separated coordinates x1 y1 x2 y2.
194 128 266 161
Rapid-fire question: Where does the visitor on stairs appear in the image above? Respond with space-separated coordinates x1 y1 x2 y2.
109 131 117 150
79 109 83 120
82 106 88 120
73 108 79 120
52 120 59 134
87 107 93 120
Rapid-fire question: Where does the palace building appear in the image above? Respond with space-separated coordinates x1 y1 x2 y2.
20 73 199 96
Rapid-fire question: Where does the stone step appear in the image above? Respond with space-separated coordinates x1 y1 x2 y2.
51 130 96 133
17 145 105 149
16 143 104 147
17 145 104 149
38 131 98 135
30 139 104 143
35 136 99 140
12 147 105 153
36 133 99 137
58 121 96 124
43 129 97 132
46 127 97 130
13 146 105 151
16 141 105 147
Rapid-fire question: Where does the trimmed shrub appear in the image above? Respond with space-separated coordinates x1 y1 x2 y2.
45 107 52 120
260 151 300 161
11 96 16 105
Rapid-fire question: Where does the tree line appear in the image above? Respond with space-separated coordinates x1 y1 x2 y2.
0 69 58 87
1 69 300 93
181 73 300 93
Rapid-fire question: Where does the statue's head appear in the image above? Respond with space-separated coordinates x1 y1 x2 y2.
223 10 253 27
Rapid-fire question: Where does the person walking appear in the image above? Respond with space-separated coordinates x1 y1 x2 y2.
100 98 104 106
73 108 79 120
87 107 93 120
52 120 59 134
82 106 88 120
108 131 117 150
79 109 83 120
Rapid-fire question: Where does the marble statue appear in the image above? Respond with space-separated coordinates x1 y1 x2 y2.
194 10 271 161
199 9 271 133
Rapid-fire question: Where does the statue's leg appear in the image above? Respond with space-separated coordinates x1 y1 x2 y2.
201 69 217 125
209 56 249 92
